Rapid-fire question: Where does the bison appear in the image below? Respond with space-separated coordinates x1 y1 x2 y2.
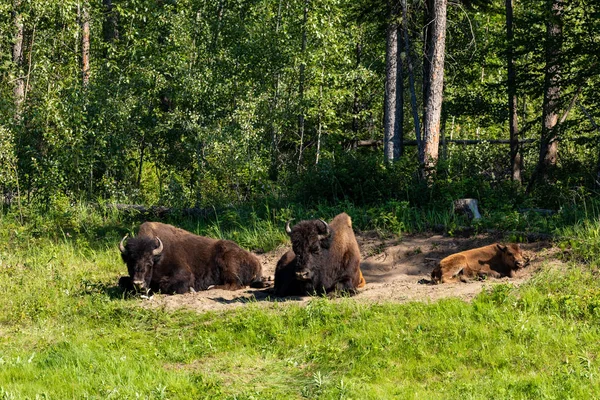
118 222 268 294
274 212 365 296
430 243 528 284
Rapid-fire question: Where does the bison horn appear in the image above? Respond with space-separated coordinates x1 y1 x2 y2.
285 219 293 235
152 236 164 256
318 219 330 237
119 234 128 253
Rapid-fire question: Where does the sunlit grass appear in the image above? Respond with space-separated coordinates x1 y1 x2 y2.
1 202 600 397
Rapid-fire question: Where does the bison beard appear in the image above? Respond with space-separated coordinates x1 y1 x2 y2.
119 222 268 294
274 213 365 296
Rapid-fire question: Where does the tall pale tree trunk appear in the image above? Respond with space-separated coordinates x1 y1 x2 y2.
81 2 90 87
297 0 309 170
383 1 399 163
352 40 362 134
422 0 447 175
12 0 24 121
269 0 283 181
506 0 522 183
422 0 434 109
401 0 422 165
530 0 563 189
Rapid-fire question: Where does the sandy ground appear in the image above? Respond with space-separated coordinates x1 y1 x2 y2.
142 232 559 313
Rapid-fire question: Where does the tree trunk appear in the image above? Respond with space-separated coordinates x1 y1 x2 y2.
422 0 434 109
384 1 399 163
506 0 522 183
538 0 563 183
269 0 283 181
297 0 309 170
102 0 118 42
352 40 362 134
393 24 404 160
401 0 422 165
81 2 90 87
12 0 24 121
422 0 447 175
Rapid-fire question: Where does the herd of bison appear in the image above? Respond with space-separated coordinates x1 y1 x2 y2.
118 212 532 300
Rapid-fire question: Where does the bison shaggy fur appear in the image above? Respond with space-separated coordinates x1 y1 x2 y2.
431 243 528 284
119 222 267 294
274 212 365 296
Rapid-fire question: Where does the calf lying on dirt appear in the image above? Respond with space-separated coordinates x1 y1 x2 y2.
431 243 528 284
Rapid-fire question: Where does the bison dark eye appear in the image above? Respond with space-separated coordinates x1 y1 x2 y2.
310 245 320 253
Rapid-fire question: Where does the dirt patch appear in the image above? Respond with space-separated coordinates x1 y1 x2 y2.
142 232 559 313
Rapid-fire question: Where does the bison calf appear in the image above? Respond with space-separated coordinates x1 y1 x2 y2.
274 212 365 296
431 243 528 284
119 222 267 294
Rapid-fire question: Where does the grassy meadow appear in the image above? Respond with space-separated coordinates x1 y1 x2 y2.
1 202 600 399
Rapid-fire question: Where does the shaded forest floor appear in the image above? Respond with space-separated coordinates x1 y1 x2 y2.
142 232 560 313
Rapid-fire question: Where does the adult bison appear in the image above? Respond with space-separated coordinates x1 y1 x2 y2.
431 243 528 284
274 212 365 296
118 222 267 294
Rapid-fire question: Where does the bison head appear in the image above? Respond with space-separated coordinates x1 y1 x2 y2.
497 243 528 270
119 234 164 292
285 219 331 281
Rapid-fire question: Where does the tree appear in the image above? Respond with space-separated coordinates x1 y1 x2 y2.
400 0 422 165
422 0 447 175
12 0 24 120
506 0 522 183
530 0 563 188
383 0 399 163
81 1 90 87
297 0 309 170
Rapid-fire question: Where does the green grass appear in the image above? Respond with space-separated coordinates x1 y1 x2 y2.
1 203 600 398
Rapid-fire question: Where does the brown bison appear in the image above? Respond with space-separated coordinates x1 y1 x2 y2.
274 213 365 296
431 243 528 284
118 222 268 294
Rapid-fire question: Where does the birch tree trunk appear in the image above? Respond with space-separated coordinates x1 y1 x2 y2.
383 1 399 164
269 0 283 181
352 41 362 134
297 0 309 170
12 0 24 121
506 0 522 183
393 23 404 160
422 0 447 175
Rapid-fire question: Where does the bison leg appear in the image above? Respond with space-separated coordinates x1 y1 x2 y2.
249 277 272 289
210 282 246 291
328 278 359 297
477 269 502 280
156 270 195 294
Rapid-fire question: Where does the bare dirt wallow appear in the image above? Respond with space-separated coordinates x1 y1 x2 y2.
142 232 560 313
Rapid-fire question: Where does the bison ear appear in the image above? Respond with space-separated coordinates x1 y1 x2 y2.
496 244 507 253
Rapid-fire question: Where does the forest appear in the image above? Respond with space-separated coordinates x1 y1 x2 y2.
0 0 598 212
1 0 600 398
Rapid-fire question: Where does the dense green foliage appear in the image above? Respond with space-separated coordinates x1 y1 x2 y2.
0 0 598 210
